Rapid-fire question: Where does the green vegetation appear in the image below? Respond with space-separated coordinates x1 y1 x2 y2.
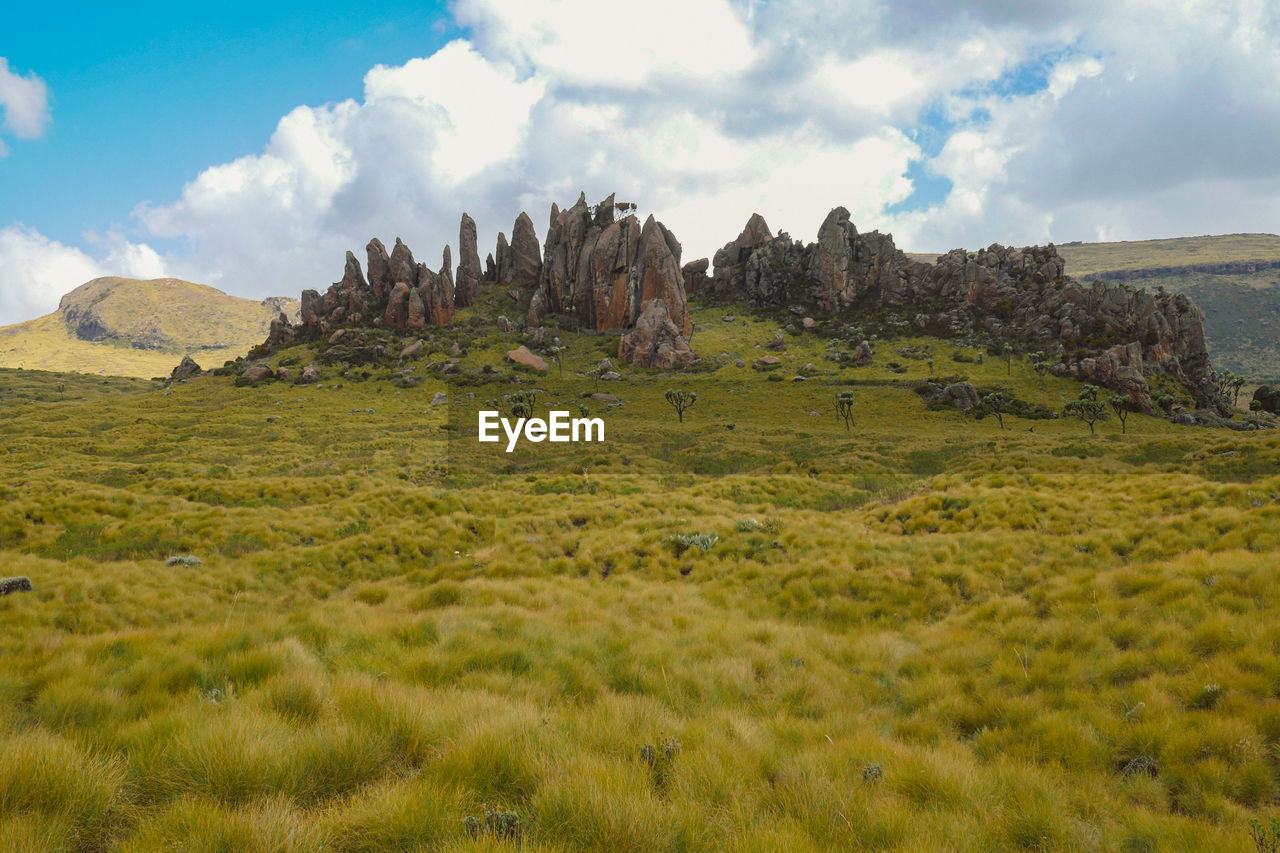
1 288 1279 850
664 388 697 423
0 277 297 378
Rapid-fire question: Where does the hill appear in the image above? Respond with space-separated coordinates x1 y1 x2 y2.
1 285 1278 849
0 277 299 378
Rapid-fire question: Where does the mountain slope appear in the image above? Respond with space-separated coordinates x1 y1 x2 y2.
0 277 298 378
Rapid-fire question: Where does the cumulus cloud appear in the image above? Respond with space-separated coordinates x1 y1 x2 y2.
0 226 166 326
0 58 50 144
8 0 1280 319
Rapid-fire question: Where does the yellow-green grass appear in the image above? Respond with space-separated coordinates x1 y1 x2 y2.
1056 234 1280 277
0 277 297 378
906 233 1280 277
1 293 1278 850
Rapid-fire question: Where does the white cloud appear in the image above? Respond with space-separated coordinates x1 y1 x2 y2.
8 0 1280 323
0 226 166 326
0 58 50 142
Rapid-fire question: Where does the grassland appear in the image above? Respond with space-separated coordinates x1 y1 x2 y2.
0 277 298 378
1 294 1279 851
1054 235 1280 279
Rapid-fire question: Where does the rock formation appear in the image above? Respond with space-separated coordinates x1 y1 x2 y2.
525 192 690 341
712 207 1227 413
456 213 482 308
296 235 456 338
618 299 695 369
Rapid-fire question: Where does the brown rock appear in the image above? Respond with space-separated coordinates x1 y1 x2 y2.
503 212 542 287
682 258 710 293
366 238 391 301
298 364 320 384
853 340 874 366
618 298 696 369
167 355 202 384
328 328 347 344
507 345 548 371
591 393 620 403
389 238 418 288
455 213 482 308
240 364 274 385
626 216 689 335
385 282 411 328
712 213 773 295
753 355 782 369
400 339 424 360
497 315 514 332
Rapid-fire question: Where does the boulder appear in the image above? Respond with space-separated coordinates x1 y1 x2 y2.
298 364 320 384
1252 386 1280 414
497 315 514 332
430 391 447 405
507 345 548 371
766 331 785 351
400 339 424 360
240 364 274 385
455 213 482 308
167 355 202 384
591 393 620 403
300 289 322 331
942 381 980 410
682 258 710 293
753 355 782 369
618 298 696 369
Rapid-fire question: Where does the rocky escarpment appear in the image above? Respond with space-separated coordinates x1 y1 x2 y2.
712 207 1227 413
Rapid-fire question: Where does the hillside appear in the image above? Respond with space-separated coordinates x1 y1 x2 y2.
1 284 1278 849
0 277 299 378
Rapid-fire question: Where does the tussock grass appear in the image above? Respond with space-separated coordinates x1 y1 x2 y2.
2 299 1279 848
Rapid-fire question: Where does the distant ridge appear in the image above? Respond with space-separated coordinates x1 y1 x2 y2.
0 277 299 378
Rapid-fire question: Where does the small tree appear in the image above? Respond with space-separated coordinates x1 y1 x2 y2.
1107 394 1135 434
1001 343 1014 375
1028 351 1050 390
973 391 1013 429
1154 394 1178 417
834 390 855 432
508 390 537 420
1063 384 1109 435
548 345 566 377
1215 369 1246 407
665 388 697 423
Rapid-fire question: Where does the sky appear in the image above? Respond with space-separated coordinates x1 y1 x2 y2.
2 0 1279 325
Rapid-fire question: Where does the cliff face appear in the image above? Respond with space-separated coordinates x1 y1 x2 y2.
712 207 1227 413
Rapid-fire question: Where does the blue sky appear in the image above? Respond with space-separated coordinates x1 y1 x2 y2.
2 0 1279 325
2 1 457 246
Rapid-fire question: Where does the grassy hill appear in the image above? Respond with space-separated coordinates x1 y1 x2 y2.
0 277 298 378
1 283 1277 850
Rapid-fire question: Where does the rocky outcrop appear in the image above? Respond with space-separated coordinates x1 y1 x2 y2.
618 298 695 368
1253 386 1280 414
526 192 690 337
506 213 543 288
682 258 710 293
712 213 773 295
294 235 458 337
167 355 202 384
715 206 1227 413
456 213 482 308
